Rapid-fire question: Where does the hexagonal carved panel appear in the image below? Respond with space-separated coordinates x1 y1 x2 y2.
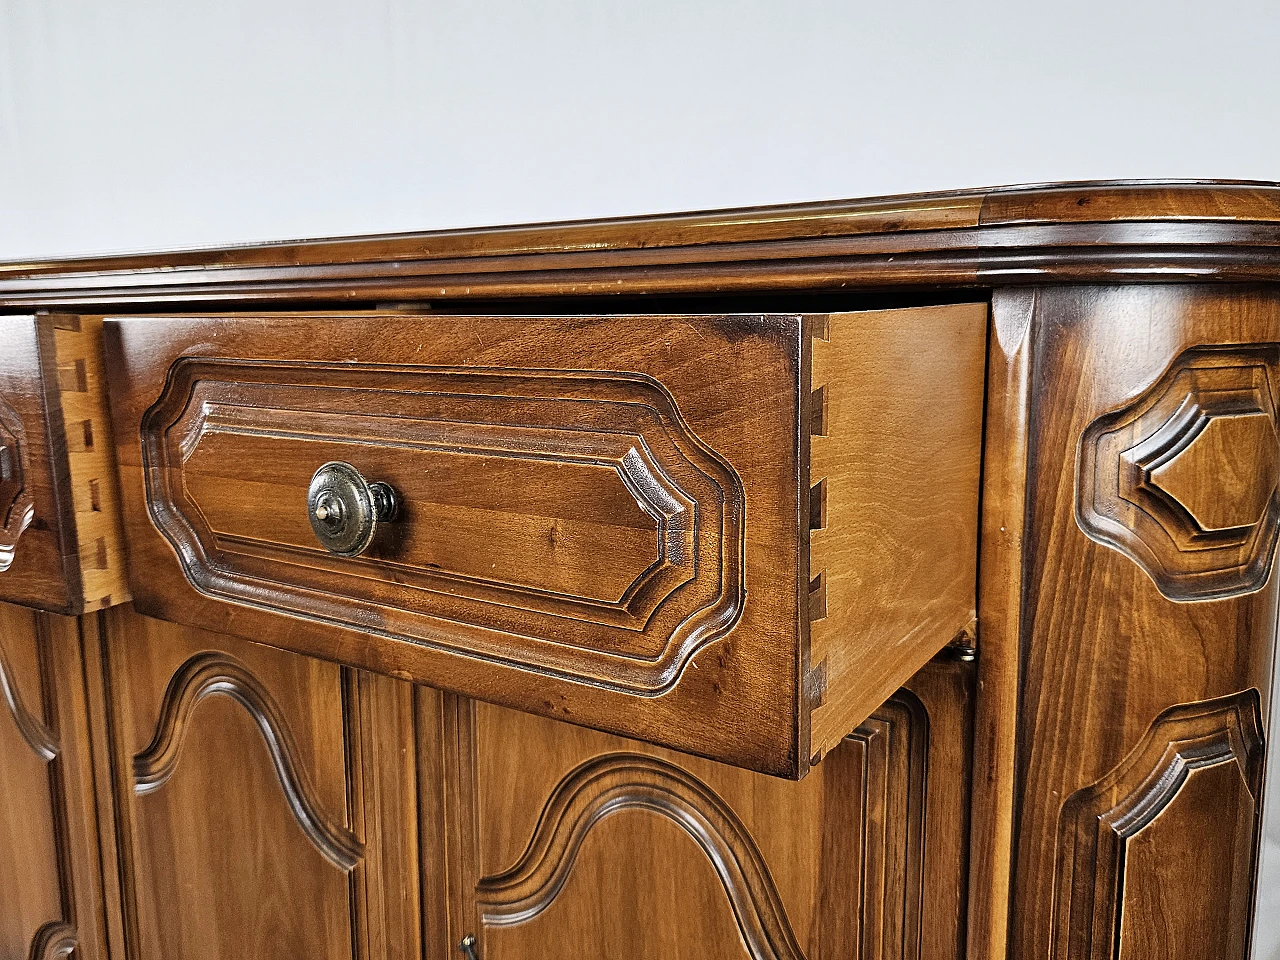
1078 345 1280 600
1147 412 1280 533
0 394 34 572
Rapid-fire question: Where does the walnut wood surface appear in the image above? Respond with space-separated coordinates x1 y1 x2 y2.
426 656 973 960
3 182 1280 307
1 183 1278 959
99 605 421 960
102 306 983 778
964 289 1034 960
807 305 984 763
1012 285 1280 959
0 315 129 613
0 601 116 960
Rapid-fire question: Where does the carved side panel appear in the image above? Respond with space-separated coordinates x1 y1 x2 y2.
141 360 744 694
1052 692 1264 960
436 664 972 960
102 606 421 960
1077 344 1280 600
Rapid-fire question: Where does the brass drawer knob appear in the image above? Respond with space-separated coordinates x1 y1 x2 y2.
307 461 398 557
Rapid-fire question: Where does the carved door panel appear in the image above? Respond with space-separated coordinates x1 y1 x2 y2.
101 604 421 960
0 601 114 960
426 657 973 960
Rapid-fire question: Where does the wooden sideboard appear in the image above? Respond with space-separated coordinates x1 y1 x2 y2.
0 181 1274 960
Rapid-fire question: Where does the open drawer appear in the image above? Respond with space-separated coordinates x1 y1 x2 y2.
102 305 985 777
0 315 128 613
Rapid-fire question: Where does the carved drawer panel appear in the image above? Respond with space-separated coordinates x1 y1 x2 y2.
103 306 985 777
0 316 129 613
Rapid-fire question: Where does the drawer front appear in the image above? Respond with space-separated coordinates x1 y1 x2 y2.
106 312 807 774
105 308 985 777
0 316 128 613
144 359 745 694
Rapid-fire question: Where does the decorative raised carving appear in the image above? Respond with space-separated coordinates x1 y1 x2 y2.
475 753 806 960
140 360 744 694
0 394 35 573
133 651 364 871
1077 345 1280 600
26 922 77 960
1052 691 1264 960
0 631 58 761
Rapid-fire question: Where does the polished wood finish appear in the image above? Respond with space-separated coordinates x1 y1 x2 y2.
807 306 983 763
1012 285 1280 959
0 315 129 613
99 605 421 959
427 656 973 960
0 182 1277 960
0 601 115 960
101 305 985 777
4 182 1280 307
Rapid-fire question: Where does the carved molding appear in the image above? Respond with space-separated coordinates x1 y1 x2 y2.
0 631 58 761
0 394 35 573
133 651 364 871
1077 345 1280 600
475 752 806 960
1052 690 1264 960
847 692 928 959
26 922 77 960
141 360 745 694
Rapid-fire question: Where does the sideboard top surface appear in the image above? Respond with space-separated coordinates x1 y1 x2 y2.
3 180 1280 307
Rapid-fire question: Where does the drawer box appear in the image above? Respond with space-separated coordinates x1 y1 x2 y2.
103 305 985 776
0 315 128 613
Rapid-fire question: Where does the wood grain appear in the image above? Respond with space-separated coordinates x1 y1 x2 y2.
4 183 1280 307
807 305 985 762
39 316 130 611
0 600 114 960
100 604 421 960
427 656 974 960
0 315 129 613
104 306 983 777
1012 285 1280 959
965 288 1035 960
0 317 77 611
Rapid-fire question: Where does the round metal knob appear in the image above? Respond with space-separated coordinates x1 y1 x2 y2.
307 461 398 557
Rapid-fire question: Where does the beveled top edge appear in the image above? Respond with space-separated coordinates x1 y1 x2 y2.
4 180 1280 277
5 180 1280 305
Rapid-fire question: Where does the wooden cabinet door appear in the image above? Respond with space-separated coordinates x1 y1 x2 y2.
101 605 420 960
424 657 974 960
0 601 113 960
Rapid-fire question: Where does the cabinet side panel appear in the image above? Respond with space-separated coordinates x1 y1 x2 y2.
1014 286 1279 959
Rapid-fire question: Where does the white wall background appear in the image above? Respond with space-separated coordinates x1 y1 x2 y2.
2 1 1279 954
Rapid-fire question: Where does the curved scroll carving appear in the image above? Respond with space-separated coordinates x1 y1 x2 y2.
133 651 363 871
0 394 35 572
26 922 76 960
0 632 57 761
1052 690 1264 960
1077 344 1280 600
141 361 745 694
476 753 805 960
